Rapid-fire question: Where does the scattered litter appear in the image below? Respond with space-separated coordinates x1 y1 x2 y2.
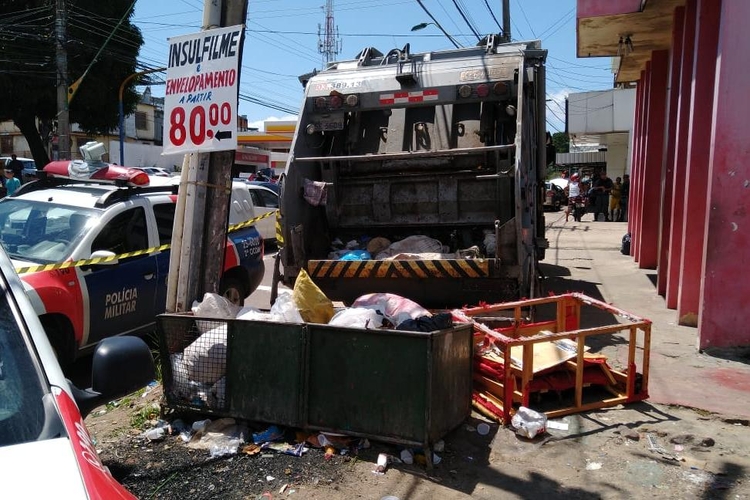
400 449 414 465
141 380 158 397
266 475 276 482
674 445 684 452
477 423 491 435
279 484 288 494
381 496 401 500
646 433 682 461
373 453 389 475
143 427 167 441
585 461 602 471
547 420 569 431
242 444 262 456
511 406 547 439
253 425 284 444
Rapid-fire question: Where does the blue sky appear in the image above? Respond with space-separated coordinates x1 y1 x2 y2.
132 0 616 132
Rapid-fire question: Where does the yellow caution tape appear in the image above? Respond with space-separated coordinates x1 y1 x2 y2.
15 209 280 275
275 210 284 245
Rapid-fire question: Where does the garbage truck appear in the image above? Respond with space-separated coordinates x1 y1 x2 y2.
273 36 548 307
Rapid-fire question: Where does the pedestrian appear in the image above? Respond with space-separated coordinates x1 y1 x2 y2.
4 168 20 196
609 176 622 222
592 170 613 221
6 154 24 184
619 174 630 222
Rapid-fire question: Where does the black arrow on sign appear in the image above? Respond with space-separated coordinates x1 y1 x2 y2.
215 131 233 140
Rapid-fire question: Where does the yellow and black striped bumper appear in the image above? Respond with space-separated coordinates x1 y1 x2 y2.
307 259 491 279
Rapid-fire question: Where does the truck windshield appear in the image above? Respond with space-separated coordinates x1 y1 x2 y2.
0 199 100 264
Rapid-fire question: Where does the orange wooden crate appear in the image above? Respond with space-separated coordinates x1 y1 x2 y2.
454 293 651 424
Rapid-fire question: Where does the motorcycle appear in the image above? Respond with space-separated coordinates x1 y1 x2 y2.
569 195 586 222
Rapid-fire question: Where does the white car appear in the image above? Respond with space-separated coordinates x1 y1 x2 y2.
0 241 154 498
243 184 279 243
133 167 172 177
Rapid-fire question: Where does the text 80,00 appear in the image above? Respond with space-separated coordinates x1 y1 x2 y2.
169 102 232 146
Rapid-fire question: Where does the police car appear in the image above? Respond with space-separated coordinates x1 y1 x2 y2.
0 238 154 498
0 159 265 366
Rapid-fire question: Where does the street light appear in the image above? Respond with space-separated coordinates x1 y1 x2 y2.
410 22 461 49
118 67 165 166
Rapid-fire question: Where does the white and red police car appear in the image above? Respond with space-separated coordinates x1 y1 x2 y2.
0 159 264 366
0 237 154 498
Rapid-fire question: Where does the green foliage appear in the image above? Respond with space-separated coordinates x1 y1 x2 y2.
0 0 143 159
552 132 570 154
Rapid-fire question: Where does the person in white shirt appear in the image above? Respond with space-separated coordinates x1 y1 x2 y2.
565 173 582 222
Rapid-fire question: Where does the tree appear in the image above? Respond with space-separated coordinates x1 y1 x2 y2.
552 132 570 154
0 0 143 167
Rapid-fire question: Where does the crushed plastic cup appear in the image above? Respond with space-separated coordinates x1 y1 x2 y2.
143 427 166 441
192 419 211 433
400 449 414 465
477 423 491 436
373 453 389 474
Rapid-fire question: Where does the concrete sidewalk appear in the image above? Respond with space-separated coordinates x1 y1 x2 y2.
541 210 750 420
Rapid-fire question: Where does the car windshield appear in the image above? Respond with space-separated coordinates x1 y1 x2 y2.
0 279 52 447
0 199 100 264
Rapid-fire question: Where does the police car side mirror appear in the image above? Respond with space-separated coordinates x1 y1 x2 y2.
72 336 156 418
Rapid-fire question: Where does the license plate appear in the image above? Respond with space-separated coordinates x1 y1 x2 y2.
317 118 344 131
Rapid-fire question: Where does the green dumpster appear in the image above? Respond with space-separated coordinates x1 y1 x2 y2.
158 314 473 449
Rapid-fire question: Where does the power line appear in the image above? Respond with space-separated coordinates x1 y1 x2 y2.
414 0 461 49
482 0 502 31
450 0 481 41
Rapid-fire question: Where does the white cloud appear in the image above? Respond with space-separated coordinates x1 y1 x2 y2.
248 115 298 131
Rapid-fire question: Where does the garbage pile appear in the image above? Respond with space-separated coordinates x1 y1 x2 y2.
168 269 453 409
328 234 487 261
141 416 446 474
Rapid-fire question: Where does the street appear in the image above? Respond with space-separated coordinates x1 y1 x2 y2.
82 217 750 499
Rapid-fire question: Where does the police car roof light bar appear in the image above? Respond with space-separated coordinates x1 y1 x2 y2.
43 161 150 187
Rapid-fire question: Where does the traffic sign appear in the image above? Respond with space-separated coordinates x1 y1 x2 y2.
163 25 243 154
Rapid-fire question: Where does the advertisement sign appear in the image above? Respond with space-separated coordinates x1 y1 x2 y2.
163 25 243 154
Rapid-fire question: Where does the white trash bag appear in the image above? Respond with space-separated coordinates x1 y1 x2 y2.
328 307 385 329
511 406 547 439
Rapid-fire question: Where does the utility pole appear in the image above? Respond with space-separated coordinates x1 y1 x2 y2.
55 0 70 160
502 0 511 43
165 0 248 313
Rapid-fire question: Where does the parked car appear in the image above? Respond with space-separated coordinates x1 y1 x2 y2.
544 181 568 211
133 167 172 177
244 180 280 195
243 183 279 242
0 156 37 182
0 164 264 366
0 240 154 498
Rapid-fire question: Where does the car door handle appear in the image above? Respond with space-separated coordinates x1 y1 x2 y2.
143 273 155 280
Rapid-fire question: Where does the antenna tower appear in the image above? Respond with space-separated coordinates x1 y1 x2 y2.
317 0 342 67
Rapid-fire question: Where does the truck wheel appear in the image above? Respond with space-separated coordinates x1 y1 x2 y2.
219 277 247 306
41 316 75 369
